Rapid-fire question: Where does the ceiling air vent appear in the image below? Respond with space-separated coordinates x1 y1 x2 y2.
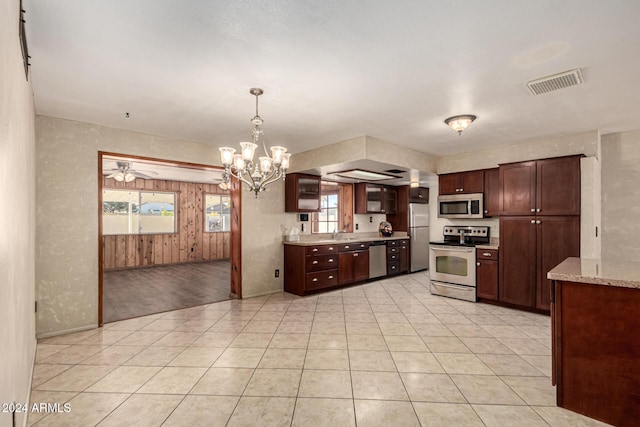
526 68 584 95
385 169 406 174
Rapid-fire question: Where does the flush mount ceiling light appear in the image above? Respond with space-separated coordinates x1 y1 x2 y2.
444 115 477 136
218 88 290 197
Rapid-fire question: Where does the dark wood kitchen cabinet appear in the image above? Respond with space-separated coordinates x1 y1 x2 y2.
483 168 501 217
355 183 397 214
285 173 321 212
438 170 484 195
500 156 581 216
284 243 338 295
338 242 369 285
551 279 640 427
499 155 581 311
476 249 498 301
386 239 409 275
499 215 580 310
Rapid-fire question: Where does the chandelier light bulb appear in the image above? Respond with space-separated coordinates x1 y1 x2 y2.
219 147 236 166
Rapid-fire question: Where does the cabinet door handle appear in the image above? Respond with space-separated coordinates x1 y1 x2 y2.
353 253 358 257
328 258 334 262
328 275 334 279
484 210 488 214
530 208 535 212
312 248 318 252
312 278 318 282
418 194 423 198
360 244 365 248
482 252 491 257
312 260 318 264
344 245 350 249
531 220 536 224
536 208 541 213
536 220 541 224
329 247 334 250
477 262 480 266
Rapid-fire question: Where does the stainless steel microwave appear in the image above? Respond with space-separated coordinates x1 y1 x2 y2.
437 193 484 219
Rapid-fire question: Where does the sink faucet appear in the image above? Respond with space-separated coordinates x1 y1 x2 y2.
332 229 345 240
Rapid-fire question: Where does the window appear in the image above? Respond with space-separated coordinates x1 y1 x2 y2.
313 190 339 233
103 190 176 235
311 181 354 234
205 194 230 232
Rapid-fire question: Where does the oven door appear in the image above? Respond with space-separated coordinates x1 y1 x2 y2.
429 245 476 287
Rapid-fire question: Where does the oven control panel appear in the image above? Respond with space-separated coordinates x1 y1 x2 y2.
443 226 489 237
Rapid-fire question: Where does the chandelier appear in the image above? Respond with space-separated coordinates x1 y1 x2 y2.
218 88 290 196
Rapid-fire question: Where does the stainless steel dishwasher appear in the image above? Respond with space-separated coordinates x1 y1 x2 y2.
369 241 387 279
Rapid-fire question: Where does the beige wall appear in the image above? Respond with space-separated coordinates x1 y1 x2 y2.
436 130 600 173
0 1 37 425
601 130 640 261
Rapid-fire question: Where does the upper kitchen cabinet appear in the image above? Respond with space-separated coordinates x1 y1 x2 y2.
500 156 581 216
438 170 484 195
408 186 429 203
285 173 321 212
483 168 501 217
355 183 397 214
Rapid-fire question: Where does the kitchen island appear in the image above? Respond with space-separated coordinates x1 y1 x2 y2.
547 258 640 427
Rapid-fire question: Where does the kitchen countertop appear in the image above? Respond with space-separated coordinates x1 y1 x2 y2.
547 257 640 289
476 244 499 250
283 234 409 246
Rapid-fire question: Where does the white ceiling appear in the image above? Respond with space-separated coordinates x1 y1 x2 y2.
25 0 640 158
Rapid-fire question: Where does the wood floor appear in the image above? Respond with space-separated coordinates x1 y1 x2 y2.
103 260 230 323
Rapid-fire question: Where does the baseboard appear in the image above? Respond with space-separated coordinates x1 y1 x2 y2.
242 289 283 299
36 324 99 339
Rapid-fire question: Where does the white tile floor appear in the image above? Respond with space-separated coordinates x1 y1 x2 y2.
30 272 611 426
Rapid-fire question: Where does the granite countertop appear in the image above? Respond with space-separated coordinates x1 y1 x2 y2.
476 244 499 251
547 257 640 289
283 233 409 246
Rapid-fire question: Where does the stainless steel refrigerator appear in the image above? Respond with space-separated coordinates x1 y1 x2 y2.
409 203 430 272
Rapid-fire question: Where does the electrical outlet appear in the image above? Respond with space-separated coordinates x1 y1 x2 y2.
275 269 279 278
355 224 359 230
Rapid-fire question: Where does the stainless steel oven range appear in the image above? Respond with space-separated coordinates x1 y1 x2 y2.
429 225 490 302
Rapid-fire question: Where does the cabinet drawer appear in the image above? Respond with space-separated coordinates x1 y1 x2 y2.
305 244 338 255
387 246 399 254
477 249 498 260
387 252 400 262
306 269 339 291
338 242 369 252
387 261 400 275
306 254 338 271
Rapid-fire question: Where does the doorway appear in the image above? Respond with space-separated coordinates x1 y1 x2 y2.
98 152 242 325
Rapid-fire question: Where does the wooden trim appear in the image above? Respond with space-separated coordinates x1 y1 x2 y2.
98 153 104 327
230 176 242 299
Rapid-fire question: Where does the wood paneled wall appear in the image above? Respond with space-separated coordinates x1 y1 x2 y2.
102 176 230 270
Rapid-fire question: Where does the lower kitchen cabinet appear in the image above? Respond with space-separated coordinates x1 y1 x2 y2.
500 216 579 310
552 279 640 426
476 249 498 301
387 239 409 275
284 243 339 296
338 242 369 285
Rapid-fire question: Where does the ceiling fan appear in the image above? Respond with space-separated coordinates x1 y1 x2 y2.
104 161 158 182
